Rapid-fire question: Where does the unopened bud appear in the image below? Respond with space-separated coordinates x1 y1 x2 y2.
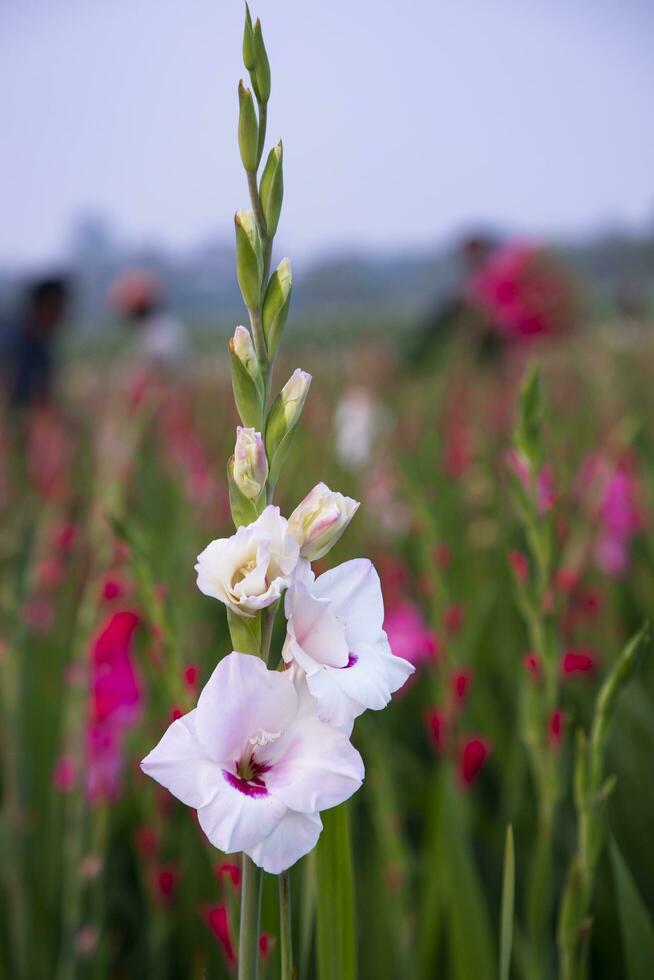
242 4 256 71
234 210 263 309
265 369 312 485
238 82 259 173
233 427 268 500
251 19 271 103
262 258 292 359
259 141 283 237
288 482 359 560
229 326 264 429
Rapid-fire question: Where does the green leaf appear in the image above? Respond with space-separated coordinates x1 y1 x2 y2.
514 362 543 470
442 773 495 980
610 838 654 980
499 825 515 980
226 608 261 656
316 803 357 980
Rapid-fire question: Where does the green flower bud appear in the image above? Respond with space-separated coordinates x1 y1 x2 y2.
262 257 292 359
259 141 283 237
234 210 263 309
265 369 312 485
238 81 259 173
229 325 264 429
251 19 271 103
242 3 256 71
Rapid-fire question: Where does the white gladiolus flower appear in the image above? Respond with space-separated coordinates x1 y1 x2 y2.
195 506 301 617
233 427 268 499
280 369 312 426
141 652 364 873
288 483 360 561
282 559 415 730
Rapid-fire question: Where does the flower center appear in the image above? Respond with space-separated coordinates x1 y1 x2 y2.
221 729 281 799
232 558 257 585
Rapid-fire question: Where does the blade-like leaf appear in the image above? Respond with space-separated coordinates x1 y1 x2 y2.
316 803 357 980
499 825 515 980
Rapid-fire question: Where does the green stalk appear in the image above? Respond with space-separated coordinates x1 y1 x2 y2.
279 871 293 980
239 856 263 980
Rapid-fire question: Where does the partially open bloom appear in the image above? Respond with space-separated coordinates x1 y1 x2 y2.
288 483 359 561
282 560 414 730
141 652 363 873
233 427 268 499
279 369 312 427
195 506 300 617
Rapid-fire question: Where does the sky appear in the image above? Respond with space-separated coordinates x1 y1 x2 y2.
1 0 653 268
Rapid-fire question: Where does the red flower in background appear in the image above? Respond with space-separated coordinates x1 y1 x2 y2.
458 737 491 787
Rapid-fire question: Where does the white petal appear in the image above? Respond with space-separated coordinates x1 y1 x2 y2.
195 538 230 603
313 559 384 644
286 580 349 668
195 653 298 763
246 810 323 873
140 710 222 809
306 668 365 730
197 775 287 854
264 685 364 812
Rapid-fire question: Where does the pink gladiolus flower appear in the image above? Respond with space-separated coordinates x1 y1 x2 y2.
523 653 541 680
562 650 596 676
451 669 472 706
141 653 364 873
458 737 491 787
467 242 574 339
156 867 179 902
134 826 158 860
259 932 271 962
425 709 447 755
102 577 126 602
206 905 236 965
215 862 241 891
506 450 555 515
384 602 438 668
444 603 464 636
595 467 640 578
549 709 564 750
52 755 76 792
509 551 529 583
86 610 142 802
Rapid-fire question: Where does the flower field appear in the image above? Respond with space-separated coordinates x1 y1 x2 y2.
1 326 653 979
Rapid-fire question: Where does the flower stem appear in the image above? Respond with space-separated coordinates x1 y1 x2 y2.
279 870 293 980
239 855 263 980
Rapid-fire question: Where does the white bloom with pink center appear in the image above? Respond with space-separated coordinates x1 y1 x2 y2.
140 652 363 873
195 506 301 618
282 559 415 730
288 483 360 561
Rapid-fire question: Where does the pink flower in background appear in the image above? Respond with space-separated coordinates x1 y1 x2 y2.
562 649 596 676
506 450 556 515
87 610 142 802
384 601 438 668
458 737 491 787
206 905 236 966
467 242 575 339
595 466 640 578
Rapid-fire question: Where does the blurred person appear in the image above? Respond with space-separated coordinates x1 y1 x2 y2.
408 234 577 366
109 269 187 372
1 276 70 410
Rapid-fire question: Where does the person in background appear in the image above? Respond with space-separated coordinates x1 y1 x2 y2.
108 270 187 372
407 234 577 367
2 276 71 410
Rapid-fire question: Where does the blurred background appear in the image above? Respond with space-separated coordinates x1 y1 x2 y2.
2 3 654 979
2 0 653 345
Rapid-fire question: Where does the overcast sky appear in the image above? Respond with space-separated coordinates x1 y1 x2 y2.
2 0 653 267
